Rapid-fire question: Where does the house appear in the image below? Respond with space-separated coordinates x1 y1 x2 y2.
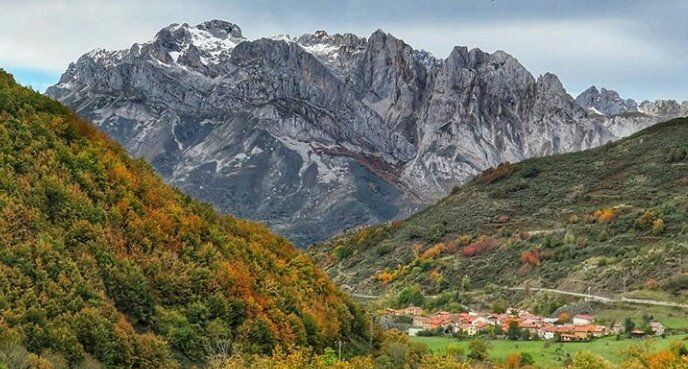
573 314 595 326
574 325 607 338
650 322 666 336
561 332 590 342
405 305 424 316
412 316 428 328
412 314 450 331
630 329 646 338
408 328 423 337
383 308 403 316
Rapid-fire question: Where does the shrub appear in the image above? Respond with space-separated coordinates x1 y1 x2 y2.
479 162 516 184
421 243 445 260
333 246 353 261
666 147 687 163
593 208 616 223
467 340 490 361
461 236 499 257
520 165 540 179
652 218 665 235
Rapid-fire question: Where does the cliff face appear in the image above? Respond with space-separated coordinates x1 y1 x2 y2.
47 20 682 246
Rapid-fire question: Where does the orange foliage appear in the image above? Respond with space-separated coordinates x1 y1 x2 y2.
112 163 137 186
444 242 458 254
461 236 499 257
593 208 616 222
505 353 521 369
428 268 442 283
421 243 446 259
479 162 516 184
520 248 544 267
646 278 659 290
376 269 397 286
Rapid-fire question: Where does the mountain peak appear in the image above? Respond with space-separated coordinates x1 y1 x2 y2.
196 19 243 39
576 85 639 115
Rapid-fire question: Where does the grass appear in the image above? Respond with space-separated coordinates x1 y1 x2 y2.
411 334 688 367
596 304 688 330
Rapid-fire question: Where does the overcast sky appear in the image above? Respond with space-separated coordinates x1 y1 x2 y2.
2 0 686 100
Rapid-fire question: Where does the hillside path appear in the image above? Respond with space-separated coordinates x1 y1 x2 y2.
349 287 688 308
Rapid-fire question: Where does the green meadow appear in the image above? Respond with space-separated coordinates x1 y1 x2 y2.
411 334 688 367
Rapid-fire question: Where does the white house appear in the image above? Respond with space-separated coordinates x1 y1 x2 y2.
573 314 594 326
408 328 423 337
650 322 666 336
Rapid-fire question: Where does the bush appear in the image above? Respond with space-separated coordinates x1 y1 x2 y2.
666 147 687 163
479 162 516 184
461 237 499 257
652 218 665 235
520 165 540 179
333 246 353 260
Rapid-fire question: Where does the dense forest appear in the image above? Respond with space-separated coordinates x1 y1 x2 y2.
0 69 373 368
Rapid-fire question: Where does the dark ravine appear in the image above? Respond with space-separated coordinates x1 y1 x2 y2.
47 19 688 246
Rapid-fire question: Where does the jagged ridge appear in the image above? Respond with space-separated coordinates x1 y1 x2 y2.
47 20 686 246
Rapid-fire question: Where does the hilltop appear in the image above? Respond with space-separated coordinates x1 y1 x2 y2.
310 117 688 305
0 70 372 368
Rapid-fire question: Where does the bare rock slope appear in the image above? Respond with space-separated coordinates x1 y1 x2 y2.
47 20 686 246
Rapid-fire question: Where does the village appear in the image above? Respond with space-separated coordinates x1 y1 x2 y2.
383 305 667 342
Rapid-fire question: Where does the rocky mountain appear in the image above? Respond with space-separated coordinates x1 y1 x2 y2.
309 117 688 302
576 85 688 118
47 20 685 246
575 86 640 115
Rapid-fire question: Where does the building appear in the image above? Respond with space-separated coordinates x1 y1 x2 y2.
573 314 595 326
408 328 423 337
405 305 424 316
650 322 666 336
630 329 646 338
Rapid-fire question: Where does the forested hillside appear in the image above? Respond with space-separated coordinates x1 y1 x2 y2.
0 70 371 369
311 116 688 304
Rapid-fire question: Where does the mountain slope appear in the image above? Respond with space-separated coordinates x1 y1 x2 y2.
47 20 685 246
309 117 688 301
0 70 371 368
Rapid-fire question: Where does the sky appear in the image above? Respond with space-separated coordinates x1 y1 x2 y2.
1 0 687 101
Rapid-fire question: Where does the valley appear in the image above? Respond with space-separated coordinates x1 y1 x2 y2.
2 3 688 368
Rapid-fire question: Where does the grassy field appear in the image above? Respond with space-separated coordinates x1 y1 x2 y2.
595 304 688 330
411 334 688 367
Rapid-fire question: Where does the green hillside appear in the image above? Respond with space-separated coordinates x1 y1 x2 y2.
0 70 372 368
310 117 688 305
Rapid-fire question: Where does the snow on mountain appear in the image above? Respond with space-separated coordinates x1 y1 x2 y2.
47 20 684 246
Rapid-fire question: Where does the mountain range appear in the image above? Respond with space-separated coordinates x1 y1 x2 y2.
47 20 688 246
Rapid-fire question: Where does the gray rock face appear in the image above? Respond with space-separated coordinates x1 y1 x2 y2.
576 86 640 115
47 20 683 246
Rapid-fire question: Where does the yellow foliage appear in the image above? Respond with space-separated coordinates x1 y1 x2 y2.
377 269 398 285
421 243 445 259
594 208 616 222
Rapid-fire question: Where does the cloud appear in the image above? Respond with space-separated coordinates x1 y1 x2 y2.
1 0 686 100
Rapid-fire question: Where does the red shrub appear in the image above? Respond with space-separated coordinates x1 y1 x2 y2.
461 236 499 257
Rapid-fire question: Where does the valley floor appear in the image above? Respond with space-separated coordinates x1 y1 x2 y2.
411 334 688 367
